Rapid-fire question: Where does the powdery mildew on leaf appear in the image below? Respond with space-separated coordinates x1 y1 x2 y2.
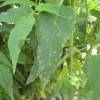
36 6 75 88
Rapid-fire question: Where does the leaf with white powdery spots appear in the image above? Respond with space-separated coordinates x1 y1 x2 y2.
8 13 35 73
36 6 75 88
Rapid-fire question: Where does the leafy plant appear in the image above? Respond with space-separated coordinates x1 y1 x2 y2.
0 0 100 100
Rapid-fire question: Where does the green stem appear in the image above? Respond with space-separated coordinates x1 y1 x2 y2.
69 0 75 74
85 0 88 14
85 0 88 34
57 46 87 67
69 34 73 74
71 0 75 8
85 45 93 61
35 0 38 5
39 0 41 4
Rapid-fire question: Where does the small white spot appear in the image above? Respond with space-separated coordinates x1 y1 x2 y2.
0 23 2 25
41 67 44 70
92 47 97 55
82 53 86 58
76 37 79 40
13 5 18 8
43 36 45 39
53 51 56 54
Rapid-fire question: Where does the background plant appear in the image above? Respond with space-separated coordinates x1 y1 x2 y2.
0 0 100 100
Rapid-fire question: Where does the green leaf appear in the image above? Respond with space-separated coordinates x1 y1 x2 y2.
18 52 26 64
90 9 100 18
14 69 25 86
0 64 14 100
0 23 14 32
95 33 100 41
0 95 3 100
54 80 62 93
62 78 76 100
36 3 59 15
0 52 12 68
26 59 39 84
0 6 32 23
78 82 92 100
8 13 35 73
83 54 100 99
53 77 76 100
45 0 63 5
36 6 75 88
29 29 38 57
0 0 35 7
13 80 21 99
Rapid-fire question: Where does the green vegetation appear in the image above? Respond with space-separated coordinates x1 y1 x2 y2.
0 0 100 100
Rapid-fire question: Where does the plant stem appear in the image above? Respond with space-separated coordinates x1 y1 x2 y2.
69 34 73 74
35 0 38 5
69 0 75 74
71 0 75 8
85 45 93 61
85 0 88 14
85 0 88 23
57 46 87 67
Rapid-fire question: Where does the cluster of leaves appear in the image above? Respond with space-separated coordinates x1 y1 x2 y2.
0 0 100 100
